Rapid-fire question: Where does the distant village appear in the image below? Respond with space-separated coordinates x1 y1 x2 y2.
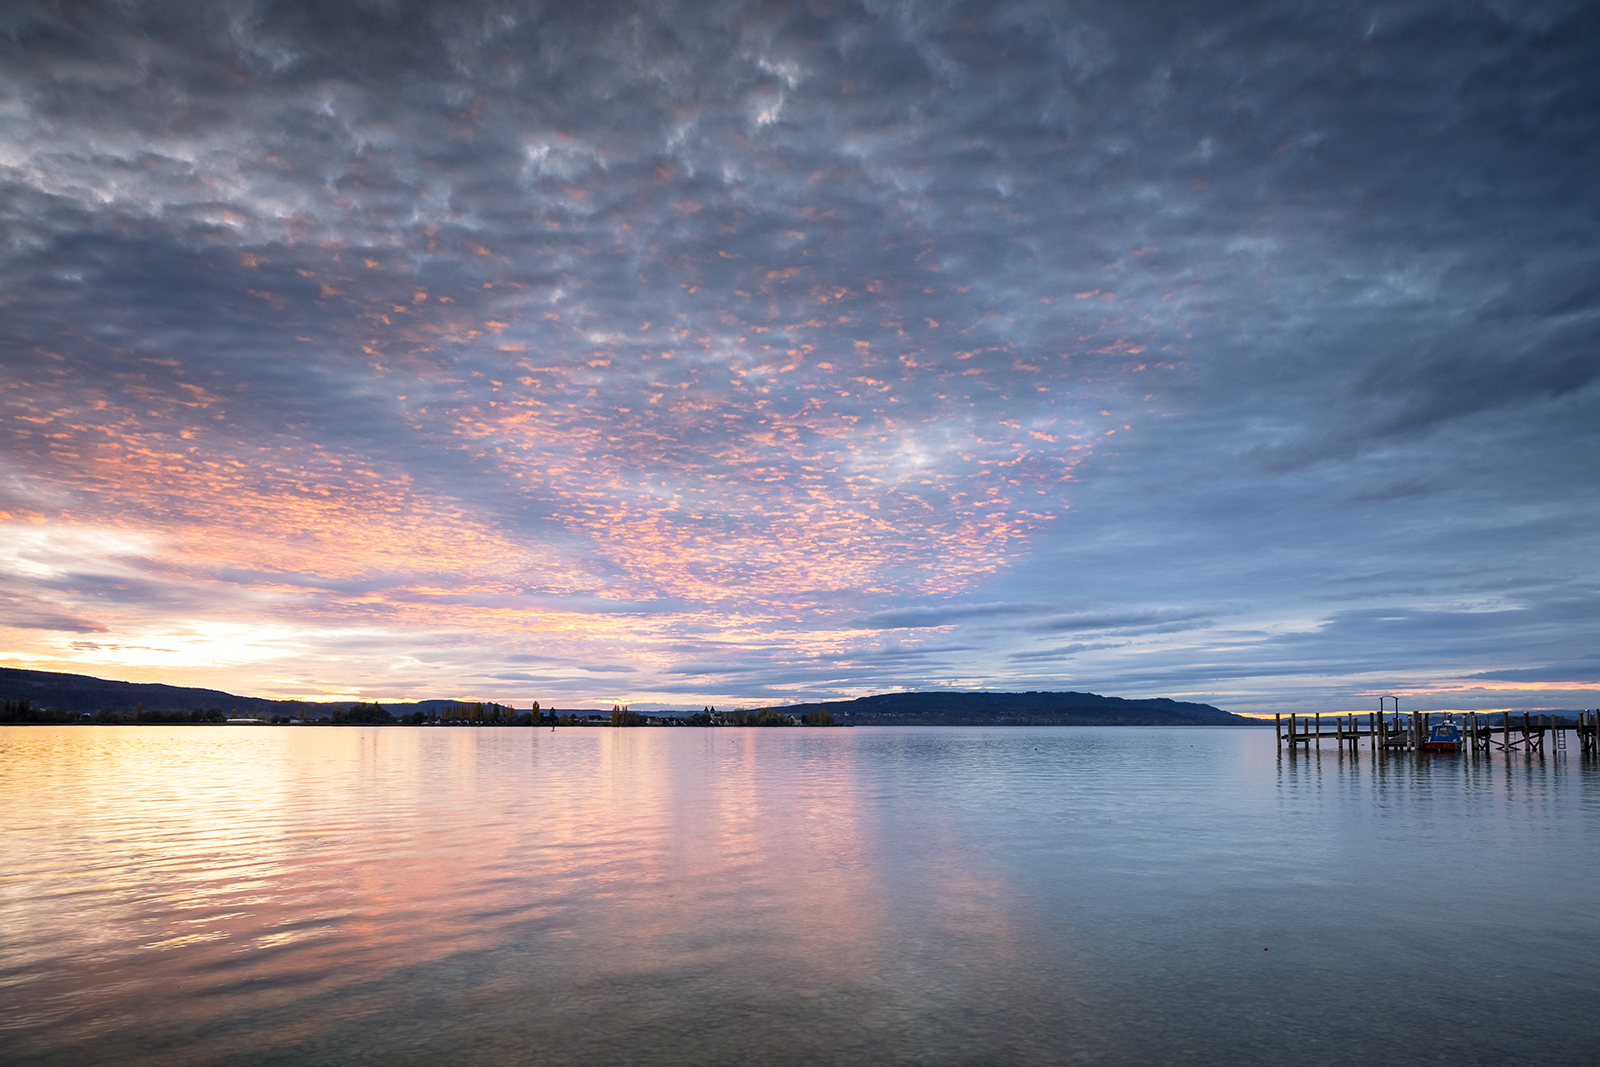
306 701 842 727
0 697 840 727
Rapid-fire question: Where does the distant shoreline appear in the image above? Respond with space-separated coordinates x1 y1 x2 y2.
2 666 1263 727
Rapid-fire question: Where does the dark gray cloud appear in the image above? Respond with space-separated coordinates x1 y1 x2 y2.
1468 663 1600 684
1024 610 1213 634
1008 642 1123 662
845 602 1047 629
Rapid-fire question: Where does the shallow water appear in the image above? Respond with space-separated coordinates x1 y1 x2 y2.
2 725 1596 1065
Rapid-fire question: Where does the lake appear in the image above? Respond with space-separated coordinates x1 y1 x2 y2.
3 725 1596 1065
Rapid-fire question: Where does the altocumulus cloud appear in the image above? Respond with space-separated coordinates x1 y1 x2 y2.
0 0 1595 713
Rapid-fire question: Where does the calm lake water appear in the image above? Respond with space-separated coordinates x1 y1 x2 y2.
3 725 1596 1066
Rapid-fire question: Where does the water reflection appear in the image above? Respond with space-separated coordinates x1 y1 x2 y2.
3 726 1597 1066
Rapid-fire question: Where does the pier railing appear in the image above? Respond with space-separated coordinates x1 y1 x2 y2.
1275 710 1600 756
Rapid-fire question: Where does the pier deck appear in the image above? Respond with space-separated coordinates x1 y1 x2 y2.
1275 710 1600 755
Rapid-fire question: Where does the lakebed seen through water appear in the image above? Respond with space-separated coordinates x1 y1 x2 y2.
3 725 1596 1066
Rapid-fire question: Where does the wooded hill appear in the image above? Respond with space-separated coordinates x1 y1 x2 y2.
753 690 1257 726
0 667 312 718
0 668 511 721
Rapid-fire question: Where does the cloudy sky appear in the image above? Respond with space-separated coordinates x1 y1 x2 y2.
2 0 1596 714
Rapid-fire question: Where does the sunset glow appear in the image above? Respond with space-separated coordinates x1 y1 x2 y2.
2 2 1596 713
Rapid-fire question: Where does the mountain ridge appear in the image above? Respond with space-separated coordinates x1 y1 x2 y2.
754 689 1258 725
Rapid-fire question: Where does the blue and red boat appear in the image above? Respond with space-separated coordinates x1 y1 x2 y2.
1421 717 1463 752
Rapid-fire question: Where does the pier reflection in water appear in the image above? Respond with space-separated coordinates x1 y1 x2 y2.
3 726 1596 1066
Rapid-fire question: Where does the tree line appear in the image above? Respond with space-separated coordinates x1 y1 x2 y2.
3 696 841 727
1 699 231 724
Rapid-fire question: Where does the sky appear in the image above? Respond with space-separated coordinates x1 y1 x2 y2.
2 0 1597 715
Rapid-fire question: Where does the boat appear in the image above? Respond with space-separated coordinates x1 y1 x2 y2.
1421 717 1462 752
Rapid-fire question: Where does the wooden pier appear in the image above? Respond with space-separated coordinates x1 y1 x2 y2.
1276 707 1600 756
